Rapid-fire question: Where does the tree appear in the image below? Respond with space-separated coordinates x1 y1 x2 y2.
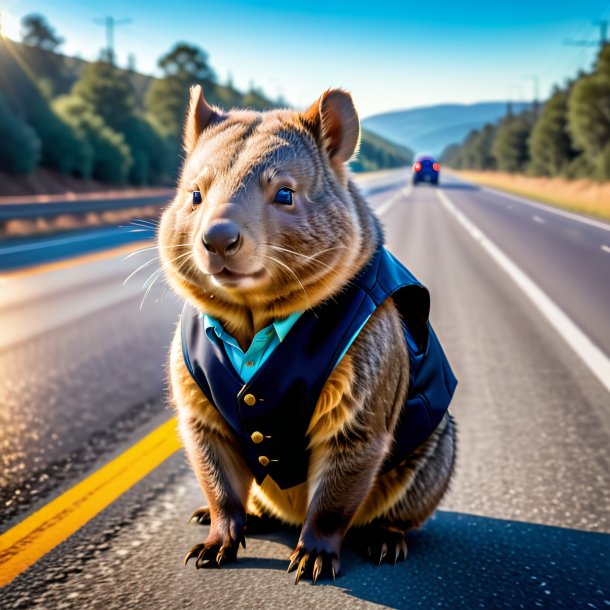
567 44 610 179
119 114 168 185
492 113 532 173
72 61 136 131
529 88 577 177
158 43 216 82
146 43 219 140
0 91 40 174
21 14 64 51
70 61 173 184
53 94 132 182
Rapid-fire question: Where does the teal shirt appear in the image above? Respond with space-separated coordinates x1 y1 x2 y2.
203 311 373 384
203 309 419 384
203 312 302 383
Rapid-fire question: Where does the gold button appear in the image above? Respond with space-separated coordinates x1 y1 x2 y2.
245 361 254 367
251 431 264 444
244 393 256 406
258 456 270 467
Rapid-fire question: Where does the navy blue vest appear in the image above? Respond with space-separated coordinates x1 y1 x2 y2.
181 247 458 490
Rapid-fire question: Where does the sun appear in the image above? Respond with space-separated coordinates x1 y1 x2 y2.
0 8 22 41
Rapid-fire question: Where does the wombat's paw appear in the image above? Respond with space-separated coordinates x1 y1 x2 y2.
184 532 246 569
359 525 408 566
188 506 211 525
188 507 278 535
287 542 340 584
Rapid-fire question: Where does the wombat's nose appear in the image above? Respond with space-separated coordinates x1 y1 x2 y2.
202 221 241 257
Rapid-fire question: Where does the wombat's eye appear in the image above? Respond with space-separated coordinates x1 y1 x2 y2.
192 191 202 211
273 187 294 206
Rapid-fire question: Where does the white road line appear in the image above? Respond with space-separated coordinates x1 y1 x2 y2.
437 188 610 395
532 215 546 224
476 183 610 233
375 184 412 217
602 245 610 254
0 228 123 255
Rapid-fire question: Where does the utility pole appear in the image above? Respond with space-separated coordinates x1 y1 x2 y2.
93 16 131 65
525 75 540 118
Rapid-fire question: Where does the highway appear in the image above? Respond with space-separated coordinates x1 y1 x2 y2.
1 170 608 609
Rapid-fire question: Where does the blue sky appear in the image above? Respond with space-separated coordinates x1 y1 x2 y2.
1 0 606 116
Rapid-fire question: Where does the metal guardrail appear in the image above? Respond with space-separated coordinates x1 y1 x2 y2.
0 194 172 221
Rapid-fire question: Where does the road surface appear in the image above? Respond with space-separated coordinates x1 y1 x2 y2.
1 171 608 609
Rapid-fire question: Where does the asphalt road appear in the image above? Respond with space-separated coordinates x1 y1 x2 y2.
1 171 609 609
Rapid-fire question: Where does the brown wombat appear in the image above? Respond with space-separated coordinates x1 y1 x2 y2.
159 85 457 584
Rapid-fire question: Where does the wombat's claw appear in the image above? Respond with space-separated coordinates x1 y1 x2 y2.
184 535 244 569
188 507 211 525
364 528 408 566
356 526 407 565
287 548 339 584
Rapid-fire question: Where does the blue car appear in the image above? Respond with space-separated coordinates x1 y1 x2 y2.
412 156 440 186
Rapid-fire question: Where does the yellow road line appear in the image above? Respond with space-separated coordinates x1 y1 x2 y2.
0 240 151 281
0 418 181 587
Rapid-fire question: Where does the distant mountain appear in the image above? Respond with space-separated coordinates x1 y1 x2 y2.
362 102 532 157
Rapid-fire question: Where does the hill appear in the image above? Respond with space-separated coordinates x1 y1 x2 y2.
0 39 412 195
362 102 531 157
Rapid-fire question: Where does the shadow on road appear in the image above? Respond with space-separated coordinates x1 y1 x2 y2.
441 183 480 191
241 510 608 608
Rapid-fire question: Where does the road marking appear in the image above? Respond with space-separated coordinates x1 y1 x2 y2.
437 188 610 395
375 184 412 217
475 183 610 233
0 228 137 255
602 245 610 255
0 418 181 587
532 215 546 224
0 241 151 282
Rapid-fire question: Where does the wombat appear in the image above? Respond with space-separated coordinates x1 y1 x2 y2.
158 85 457 584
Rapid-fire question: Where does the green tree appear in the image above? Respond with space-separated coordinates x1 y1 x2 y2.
0 91 40 174
72 61 137 131
492 112 532 173
120 114 168 185
21 14 64 51
158 43 216 82
567 44 610 179
440 142 462 168
146 43 218 139
20 14 73 97
529 88 577 177
53 94 132 182
69 60 174 184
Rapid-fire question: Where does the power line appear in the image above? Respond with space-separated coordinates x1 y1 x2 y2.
564 19 608 49
93 15 131 65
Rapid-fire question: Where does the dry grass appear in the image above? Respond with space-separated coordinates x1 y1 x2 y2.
455 170 610 221
0 205 162 238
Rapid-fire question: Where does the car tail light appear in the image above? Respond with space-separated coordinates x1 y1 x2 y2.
413 162 422 173
433 162 440 172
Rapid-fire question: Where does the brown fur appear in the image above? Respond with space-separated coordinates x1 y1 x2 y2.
161 86 456 580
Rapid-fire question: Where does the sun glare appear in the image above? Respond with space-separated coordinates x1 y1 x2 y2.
0 8 21 41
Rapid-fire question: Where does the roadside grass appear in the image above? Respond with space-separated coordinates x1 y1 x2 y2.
454 170 610 222
1 206 162 239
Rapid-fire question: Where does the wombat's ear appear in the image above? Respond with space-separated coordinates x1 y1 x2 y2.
183 84 214 154
302 89 360 181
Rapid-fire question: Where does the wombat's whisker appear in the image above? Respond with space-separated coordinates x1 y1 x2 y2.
264 243 356 291
263 254 313 311
142 252 192 289
265 245 339 272
123 244 191 260
131 218 161 227
123 256 161 285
